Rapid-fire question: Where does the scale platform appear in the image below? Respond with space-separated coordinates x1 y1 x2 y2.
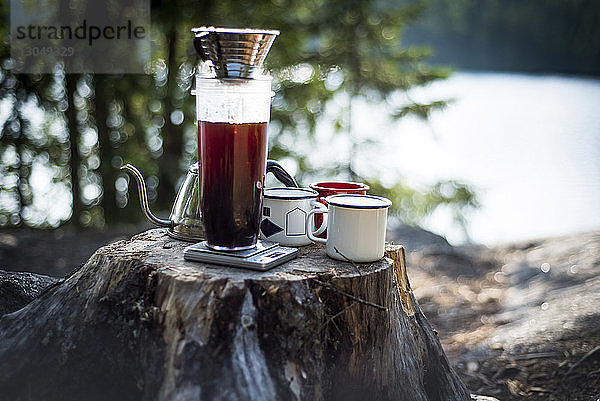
184 240 298 271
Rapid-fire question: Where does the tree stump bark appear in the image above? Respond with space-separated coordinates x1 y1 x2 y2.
0 229 471 401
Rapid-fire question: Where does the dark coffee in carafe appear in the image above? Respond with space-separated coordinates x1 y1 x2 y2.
198 121 267 250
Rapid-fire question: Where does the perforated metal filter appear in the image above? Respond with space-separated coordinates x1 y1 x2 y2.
192 27 280 79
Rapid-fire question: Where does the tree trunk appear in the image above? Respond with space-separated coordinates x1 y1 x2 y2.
0 229 471 401
95 75 118 225
65 74 83 228
9 114 27 226
157 14 184 212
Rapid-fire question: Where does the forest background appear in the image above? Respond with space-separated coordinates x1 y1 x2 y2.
0 0 598 235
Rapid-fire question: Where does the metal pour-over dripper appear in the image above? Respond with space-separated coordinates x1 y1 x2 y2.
192 26 280 79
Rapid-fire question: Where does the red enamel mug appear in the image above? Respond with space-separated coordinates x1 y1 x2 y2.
308 181 370 237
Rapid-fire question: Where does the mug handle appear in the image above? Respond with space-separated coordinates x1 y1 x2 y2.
310 200 327 236
307 207 327 244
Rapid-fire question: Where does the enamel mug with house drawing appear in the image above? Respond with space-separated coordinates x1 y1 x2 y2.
259 187 326 246
306 194 392 262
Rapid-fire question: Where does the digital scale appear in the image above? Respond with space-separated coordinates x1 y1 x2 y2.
183 240 298 271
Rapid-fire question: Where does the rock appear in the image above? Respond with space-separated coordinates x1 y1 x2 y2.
388 224 452 253
0 270 59 315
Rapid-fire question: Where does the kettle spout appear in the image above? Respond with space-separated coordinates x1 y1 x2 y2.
120 164 172 228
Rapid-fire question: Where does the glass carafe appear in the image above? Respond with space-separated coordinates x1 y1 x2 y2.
196 75 273 251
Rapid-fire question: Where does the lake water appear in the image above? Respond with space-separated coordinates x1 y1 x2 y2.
311 72 600 245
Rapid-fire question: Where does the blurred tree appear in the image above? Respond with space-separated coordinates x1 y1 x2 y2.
366 178 480 242
0 0 479 235
64 74 82 227
95 75 116 224
154 0 186 212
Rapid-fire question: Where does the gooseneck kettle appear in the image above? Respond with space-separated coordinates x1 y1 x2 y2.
121 160 296 242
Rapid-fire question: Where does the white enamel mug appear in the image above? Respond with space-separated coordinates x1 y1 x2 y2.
259 187 326 246
306 194 392 262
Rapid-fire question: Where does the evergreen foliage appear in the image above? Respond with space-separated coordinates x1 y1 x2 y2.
0 0 477 232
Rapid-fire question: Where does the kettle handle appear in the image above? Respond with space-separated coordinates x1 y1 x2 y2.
266 160 298 187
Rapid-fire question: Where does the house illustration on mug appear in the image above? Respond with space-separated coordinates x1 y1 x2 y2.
286 207 306 236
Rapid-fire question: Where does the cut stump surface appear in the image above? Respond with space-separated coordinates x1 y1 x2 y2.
0 229 470 401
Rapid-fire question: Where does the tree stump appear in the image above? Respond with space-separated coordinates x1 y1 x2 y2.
0 229 471 401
